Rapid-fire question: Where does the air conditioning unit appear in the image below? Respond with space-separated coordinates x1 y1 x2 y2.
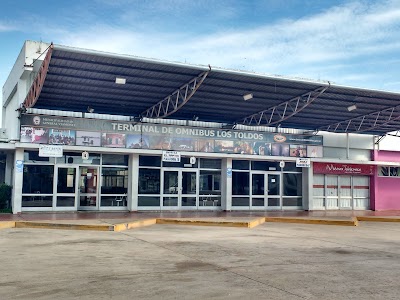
0 128 8 141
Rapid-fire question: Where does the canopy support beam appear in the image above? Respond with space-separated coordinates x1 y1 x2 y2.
141 67 210 119
23 43 53 108
319 105 400 133
240 84 329 126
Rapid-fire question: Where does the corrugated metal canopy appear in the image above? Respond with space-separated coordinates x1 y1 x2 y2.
30 44 400 135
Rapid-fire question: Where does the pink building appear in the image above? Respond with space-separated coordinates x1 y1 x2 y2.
371 150 400 210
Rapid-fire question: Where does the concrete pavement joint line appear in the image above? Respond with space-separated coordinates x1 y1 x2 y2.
115 229 307 299
265 217 358 226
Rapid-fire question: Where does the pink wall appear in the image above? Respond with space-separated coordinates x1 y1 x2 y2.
372 150 400 162
371 150 400 210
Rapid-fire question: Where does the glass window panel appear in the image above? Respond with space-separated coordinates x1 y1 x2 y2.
182 197 197 206
102 154 128 166
200 171 221 195
101 196 127 207
268 174 280 195
24 151 52 162
390 167 400 177
252 161 280 171
252 198 264 206
232 172 249 195
283 173 302 196
182 172 197 194
139 156 161 167
80 196 97 206
59 152 100 165
57 168 76 193
163 197 178 206
283 162 301 172
282 197 302 206
252 174 264 195
163 171 179 194
199 195 221 206
200 159 221 169
23 165 54 194
56 196 75 207
378 166 389 176
138 169 160 194
22 196 53 207
138 196 160 206
101 167 128 194
232 197 249 206
232 160 249 170
268 198 280 207
79 167 98 194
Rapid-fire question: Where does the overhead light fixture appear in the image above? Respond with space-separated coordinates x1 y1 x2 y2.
347 104 357 112
115 77 126 84
243 93 253 101
87 106 94 113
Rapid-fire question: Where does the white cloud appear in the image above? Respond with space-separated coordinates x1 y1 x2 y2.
0 23 15 32
40 0 400 90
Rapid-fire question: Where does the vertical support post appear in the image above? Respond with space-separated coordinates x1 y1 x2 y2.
128 153 139 212
303 163 314 211
346 133 350 159
12 148 24 214
221 158 232 211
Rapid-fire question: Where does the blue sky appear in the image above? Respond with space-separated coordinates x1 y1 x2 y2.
1 0 400 102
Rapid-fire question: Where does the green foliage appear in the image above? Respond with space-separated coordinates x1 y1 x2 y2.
0 183 12 210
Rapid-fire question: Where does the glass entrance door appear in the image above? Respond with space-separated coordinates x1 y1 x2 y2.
251 172 281 210
162 169 198 209
181 171 197 208
78 166 99 210
55 166 78 211
163 170 179 208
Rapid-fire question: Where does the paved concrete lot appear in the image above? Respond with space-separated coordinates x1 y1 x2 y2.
1 223 399 300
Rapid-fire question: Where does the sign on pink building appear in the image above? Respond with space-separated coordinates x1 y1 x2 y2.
313 162 375 175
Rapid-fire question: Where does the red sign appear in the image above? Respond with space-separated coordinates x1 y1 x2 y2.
313 162 375 175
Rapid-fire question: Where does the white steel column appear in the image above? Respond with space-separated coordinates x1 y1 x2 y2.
221 158 232 211
128 153 139 212
303 163 313 210
12 148 24 214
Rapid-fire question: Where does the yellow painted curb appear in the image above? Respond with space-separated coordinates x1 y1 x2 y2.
248 217 266 228
265 217 358 226
156 218 259 228
114 219 157 232
0 221 16 229
356 216 400 222
15 221 114 231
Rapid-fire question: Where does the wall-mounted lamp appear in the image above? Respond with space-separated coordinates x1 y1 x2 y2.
130 115 143 122
192 115 199 121
115 77 126 84
243 93 253 101
347 104 357 112
87 106 94 113
221 122 237 130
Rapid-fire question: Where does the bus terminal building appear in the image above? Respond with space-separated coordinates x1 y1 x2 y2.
2 40 400 214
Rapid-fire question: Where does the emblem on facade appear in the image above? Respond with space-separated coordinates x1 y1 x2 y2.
273 134 286 143
33 116 41 125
